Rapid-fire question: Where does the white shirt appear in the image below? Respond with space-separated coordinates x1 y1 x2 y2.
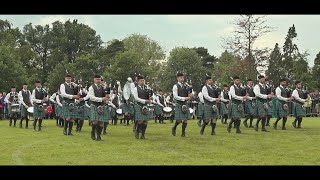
229 84 244 101
18 89 33 107
88 84 104 102
202 85 217 102
276 85 289 102
132 85 147 104
198 91 205 103
60 82 74 99
84 93 91 108
156 95 166 107
292 89 305 103
49 92 57 104
254 83 268 99
172 82 186 102
220 91 230 103
130 82 136 95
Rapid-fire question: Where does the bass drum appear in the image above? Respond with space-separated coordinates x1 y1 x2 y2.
123 82 132 101
27 107 34 121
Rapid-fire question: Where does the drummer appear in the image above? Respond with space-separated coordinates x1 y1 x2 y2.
5 86 20 127
155 90 166 124
18 83 33 128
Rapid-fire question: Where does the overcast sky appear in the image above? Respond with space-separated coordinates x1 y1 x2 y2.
1 15 319 67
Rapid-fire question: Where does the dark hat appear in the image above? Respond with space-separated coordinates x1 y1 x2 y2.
94 74 101 79
65 74 71 78
11 86 16 88
258 75 265 79
205 73 213 81
176 72 184 77
233 76 240 80
279 78 286 83
35 80 41 84
137 75 144 80
223 84 228 87
23 82 28 85
247 79 253 82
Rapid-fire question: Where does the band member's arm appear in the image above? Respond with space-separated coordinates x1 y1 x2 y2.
165 96 170 104
220 91 229 102
108 100 117 108
32 89 42 103
85 101 90 108
4 93 10 103
202 86 217 102
132 87 147 104
49 93 57 104
253 85 267 99
275 87 289 102
83 93 90 101
18 91 27 107
172 84 186 101
230 85 244 101
164 96 167 107
56 95 63 107
156 96 164 107
60 84 74 99
29 91 33 106
88 86 103 102
292 90 305 103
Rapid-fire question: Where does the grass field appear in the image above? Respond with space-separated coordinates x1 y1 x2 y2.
0 117 319 165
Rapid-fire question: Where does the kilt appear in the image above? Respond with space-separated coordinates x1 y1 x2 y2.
122 103 134 114
74 105 87 120
220 102 229 115
203 104 219 120
110 106 117 118
90 105 111 122
174 103 191 120
55 104 62 117
85 106 91 120
197 103 205 119
229 103 244 119
134 104 152 121
267 100 273 115
246 100 256 116
20 105 28 117
293 102 306 117
276 100 289 118
255 101 267 117
61 101 78 119
33 103 46 119
155 105 163 116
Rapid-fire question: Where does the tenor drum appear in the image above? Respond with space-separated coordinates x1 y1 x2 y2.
116 109 124 119
27 107 34 120
163 107 172 118
11 104 20 113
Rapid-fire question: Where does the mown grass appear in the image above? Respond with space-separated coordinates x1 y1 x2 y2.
0 117 319 165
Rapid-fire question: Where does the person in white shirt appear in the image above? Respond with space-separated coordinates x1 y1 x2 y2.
200 75 221 136
227 76 247 134
196 88 205 127
243 79 256 128
18 83 33 128
253 75 274 132
74 85 90 133
292 81 306 128
220 84 230 125
171 72 193 137
31 80 48 131
274 79 293 130
155 90 166 124
5 86 19 127
50 88 64 127
132 75 153 139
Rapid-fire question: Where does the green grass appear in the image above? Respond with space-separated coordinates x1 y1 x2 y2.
0 117 320 165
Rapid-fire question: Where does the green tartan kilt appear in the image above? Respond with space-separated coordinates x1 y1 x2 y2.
121 103 134 114
85 106 91 120
74 105 87 120
220 102 229 115
197 103 205 119
174 103 191 121
61 101 78 119
110 107 117 117
255 101 267 117
203 104 219 120
90 105 111 122
267 101 273 115
246 100 256 116
276 101 289 118
33 104 46 118
155 105 163 116
134 104 152 121
55 104 62 117
20 105 28 117
229 103 244 119
293 102 306 117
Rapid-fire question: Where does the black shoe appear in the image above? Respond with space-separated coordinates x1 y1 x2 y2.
236 130 241 133
172 127 176 136
292 122 297 128
282 127 287 130
96 136 102 141
103 131 107 135
38 127 42 131
261 128 269 132
243 121 248 128
140 135 145 139
91 131 96 140
266 123 270 126
181 133 186 137
227 126 231 133
76 129 79 132
249 125 253 128
68 131 74 136
19 124 22 128
254 125 258 132
297 126 302 129
211 131 215 135
135 129 139 139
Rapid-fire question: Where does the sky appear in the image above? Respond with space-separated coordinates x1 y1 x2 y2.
1 15 319 67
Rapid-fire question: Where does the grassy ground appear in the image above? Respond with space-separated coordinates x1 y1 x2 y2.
0 117 319 165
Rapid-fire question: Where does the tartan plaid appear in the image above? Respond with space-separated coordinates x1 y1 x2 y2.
121 103 134 114
55 104 62 117
276 100 289 118
61 101 78 119
266 100 273 115
255 101 267 117
85 106 91 120
293 102 306 117
197 103 205 119
20 105 28 117
90 105 111 122
33 104 46 118
245 100 256 116
174 103 191 120
155 105 163 116
220 102 229 115
134 104 152 121
74 105 87 120
229 102 244 119
110 106 117 117
203 104 219 120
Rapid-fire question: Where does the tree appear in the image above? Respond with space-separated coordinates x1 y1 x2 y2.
222 15 273 77
162 47 206 93
312 51 320 89
266 43 284 85
192 47 218 70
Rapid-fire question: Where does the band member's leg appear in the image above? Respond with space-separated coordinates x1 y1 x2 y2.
249 115 254 127
197 119 202 127
68 120 74 135
26 116 29 128
254 117 262 131
211 119 217 135
38 118 42 131
200 120 209 135
91 122 96 140
266 115 271 126
9 115 12 126
13 114 17 127
282 116 287 130
297 116 303 128
63 119 68 135
261 117 268 132
33 118 38 131
172 120 182 136
274 117 281 129
96 121 103 141
79 120 84 132
103 121 108 135
141 120 148 139
292 116 298 128
181 120 188 137
235 118 241 133
75 119 80 132
114 116 117 125
227 118 234 133
20 116 24 128
56 117 59 126
135 120 142 139
224 114 228 124
243 115 249 128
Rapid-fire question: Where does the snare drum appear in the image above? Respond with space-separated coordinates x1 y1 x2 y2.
27 107 34 120
116 109 124 119
11 104 20 113
163 106 172 118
